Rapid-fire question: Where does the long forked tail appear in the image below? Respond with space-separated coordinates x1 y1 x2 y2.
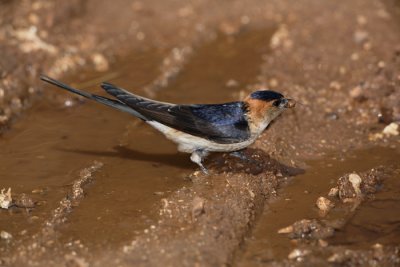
40 75 147 120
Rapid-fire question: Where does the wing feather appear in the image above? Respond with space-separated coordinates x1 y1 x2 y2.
101 83 250 144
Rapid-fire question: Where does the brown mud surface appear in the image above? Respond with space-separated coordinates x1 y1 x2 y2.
1 0 400 266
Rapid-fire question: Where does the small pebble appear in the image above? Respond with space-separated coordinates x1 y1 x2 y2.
91 53 109 72
350 85 364 100
351 53 359 61
318 239 328 247
363 42 372 50
316 197 334 212
288 248 310 260
383 123 399 136
328 253 341 263
277 225 293 234
354 30 369 44
329 81 341 90
377 61 385 69
0 230 12 240
0 188 12 209
192 196 205 219
372 243 383 250
269 78 279 88
325 112 339 120
226 79 239 88
348 173 362 196
357 15 367 25
328 187 339 197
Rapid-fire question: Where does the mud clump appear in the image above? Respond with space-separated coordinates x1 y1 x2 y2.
327 244 400 266
14 193 36 209
336 168 384 202
278 219 334 240
210 148 303 177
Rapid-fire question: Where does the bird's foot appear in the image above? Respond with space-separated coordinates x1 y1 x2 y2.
191 150 210 175
199 164 209 175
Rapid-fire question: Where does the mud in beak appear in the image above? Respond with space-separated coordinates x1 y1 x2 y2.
285 98 296 108
280 98 296 109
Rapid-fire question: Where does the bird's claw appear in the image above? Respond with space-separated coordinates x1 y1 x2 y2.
200 165 209 175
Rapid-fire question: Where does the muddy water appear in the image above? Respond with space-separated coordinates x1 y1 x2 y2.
0 28 274 252
238 147 400 265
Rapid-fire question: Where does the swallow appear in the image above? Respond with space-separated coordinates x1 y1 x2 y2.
40 75 295 174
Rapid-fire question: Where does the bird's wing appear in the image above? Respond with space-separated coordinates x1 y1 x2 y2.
40 75 148 120
101 83 251 144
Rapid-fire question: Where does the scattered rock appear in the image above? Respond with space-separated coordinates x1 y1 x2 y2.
278 225 294 234
353 30 369 44
270 24 292 50
329 81 341 90
226 79 239 88
357 15 367 25
192 196 205 219
13 26 57 54
325 112 339 121
64 254 89 267
14 193 35 208
318 239 328 247
351 52 360 61
382 123 399 136
288 248 310 260
91 53 109 72
32 188 47 194
316 197 334 214
338 173 362 200
177 6 194 18
278 219 334 240
328 187 339 197
219 21 240 36
337 169 384 208
0 188 12 209
269 78 279 88
349 85 366 102
0 230 12 240
369 132 384 141
327 251 353 263
360 168 383 195
377 61 386 69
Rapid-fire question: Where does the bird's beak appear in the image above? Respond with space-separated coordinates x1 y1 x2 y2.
279 98 296 109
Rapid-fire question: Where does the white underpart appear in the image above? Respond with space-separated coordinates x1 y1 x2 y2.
147 119 273 154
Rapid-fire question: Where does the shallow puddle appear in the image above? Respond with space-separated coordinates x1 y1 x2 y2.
237 147 400 265
0 28 274 252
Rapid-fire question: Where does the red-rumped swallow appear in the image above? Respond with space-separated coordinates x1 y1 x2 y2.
40 75 295 174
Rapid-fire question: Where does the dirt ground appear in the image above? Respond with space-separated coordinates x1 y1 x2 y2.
0 0 400 266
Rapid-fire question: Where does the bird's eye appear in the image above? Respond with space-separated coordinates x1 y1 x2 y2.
273 99 281 107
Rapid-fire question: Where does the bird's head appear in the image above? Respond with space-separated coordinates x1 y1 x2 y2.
244 90 295 130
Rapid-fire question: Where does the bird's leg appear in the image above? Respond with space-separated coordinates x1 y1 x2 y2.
190 150 209 175
230 150 256 163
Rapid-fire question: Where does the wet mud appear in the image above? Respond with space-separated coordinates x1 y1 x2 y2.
1 28 278 265
238 147 400 266
1 0 400 266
